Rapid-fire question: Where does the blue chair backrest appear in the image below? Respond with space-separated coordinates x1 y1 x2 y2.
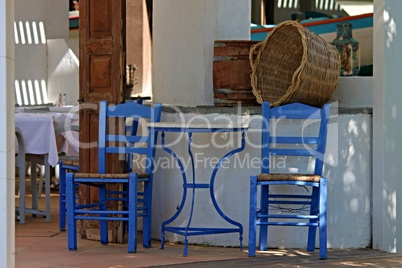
125 98 143 172
98 100 162 174
125 98 143 138
261 102 331 175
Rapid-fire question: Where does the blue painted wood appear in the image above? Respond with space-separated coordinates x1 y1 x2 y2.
248 102 330 260
66 99 162 253
59 99 145 231
149 123 248 256
58 162 78 231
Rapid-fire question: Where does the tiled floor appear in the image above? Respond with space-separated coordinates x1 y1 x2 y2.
15 193 402 267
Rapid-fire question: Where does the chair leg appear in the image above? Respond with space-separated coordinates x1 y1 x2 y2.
37 164 45 198
248 175 257 257
99 185 108 245
258 184 269 251
59 163 66 231
66 173 77 250
128 173 138 253
307 186 319 252
30 161 38 214
142 179 152 248
44 156 51 222
319 178 328 260
18 164 26 224
161 227 165 249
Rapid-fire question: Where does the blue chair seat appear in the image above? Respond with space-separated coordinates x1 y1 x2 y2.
257 173 322 182
73 171 149 179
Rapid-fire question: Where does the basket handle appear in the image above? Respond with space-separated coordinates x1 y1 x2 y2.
249 42 263 69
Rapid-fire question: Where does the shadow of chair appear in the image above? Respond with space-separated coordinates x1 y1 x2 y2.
66 100 162 252
248 102 331 260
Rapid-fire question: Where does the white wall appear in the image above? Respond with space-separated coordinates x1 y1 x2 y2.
15 0 68 40
15 0 78 106
67 29 79 59
47 39 79 106
373 0 402 253
332 77 373 108
153 0 251 107
0 0 15 266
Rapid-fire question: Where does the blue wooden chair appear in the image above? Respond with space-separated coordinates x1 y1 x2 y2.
58 125 79 231
248 102 331 260
66 100 162 253
59 98 143 231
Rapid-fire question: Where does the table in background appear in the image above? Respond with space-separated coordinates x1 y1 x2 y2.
14 109 79 222
16 107 79 153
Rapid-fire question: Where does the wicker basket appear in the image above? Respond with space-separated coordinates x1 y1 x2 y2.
249 20 341 107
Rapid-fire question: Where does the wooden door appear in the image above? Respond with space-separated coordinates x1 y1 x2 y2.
79 0 126 243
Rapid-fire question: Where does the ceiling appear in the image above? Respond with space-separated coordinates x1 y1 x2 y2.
335 0 373 15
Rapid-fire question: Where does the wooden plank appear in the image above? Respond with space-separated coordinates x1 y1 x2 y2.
213 40 259 107
79 0 126 243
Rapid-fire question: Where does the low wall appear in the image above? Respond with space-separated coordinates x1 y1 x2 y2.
150 102 372 249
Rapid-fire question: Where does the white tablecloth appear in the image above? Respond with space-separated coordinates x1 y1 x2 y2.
15 113 59 167
15 112 79 167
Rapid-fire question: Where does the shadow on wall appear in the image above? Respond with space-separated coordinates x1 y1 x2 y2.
14 19 79 107
150 109 373 249
14 20 49 107
15 79 51 106
14 21 46 45
325 114 372 248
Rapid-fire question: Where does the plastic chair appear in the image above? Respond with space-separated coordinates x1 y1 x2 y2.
59 98 143 231
248 102 331 260
66 100 162 253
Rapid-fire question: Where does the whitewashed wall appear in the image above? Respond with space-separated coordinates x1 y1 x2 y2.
0 0 15 266
15 0 68 40
15 0 78 106
47 39 79 106
153 0 251 107
372 0 402 253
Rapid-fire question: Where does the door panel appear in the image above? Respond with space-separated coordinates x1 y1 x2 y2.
89 0 112 37
80 0 124 105
79 0 126 243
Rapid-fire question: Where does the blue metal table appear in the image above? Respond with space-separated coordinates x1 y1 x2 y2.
148 122 248 256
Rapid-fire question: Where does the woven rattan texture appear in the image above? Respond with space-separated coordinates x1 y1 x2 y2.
61 159 79 166
250 20 341 107
257 173 322 183
73 170 149 179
